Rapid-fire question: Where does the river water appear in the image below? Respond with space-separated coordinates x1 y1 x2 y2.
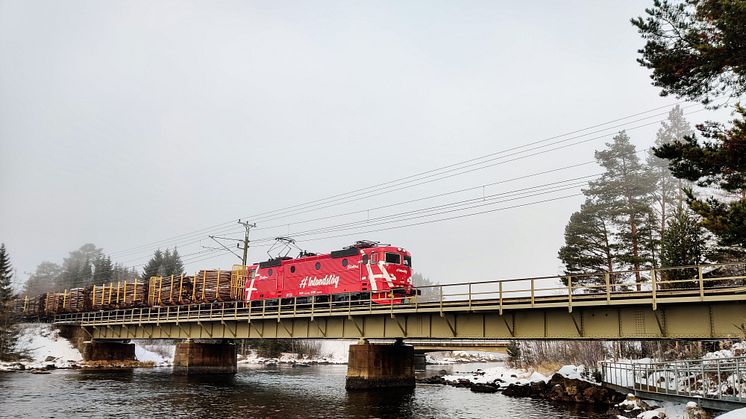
0 363 609 418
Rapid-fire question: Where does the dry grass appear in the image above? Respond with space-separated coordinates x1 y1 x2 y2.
82 360 155 369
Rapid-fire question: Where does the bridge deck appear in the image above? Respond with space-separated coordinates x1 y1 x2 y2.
51 283 746 341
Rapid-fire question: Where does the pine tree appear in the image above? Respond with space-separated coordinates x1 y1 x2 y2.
0 244 13 304
654 106 746 254
59 243 102 289
632 0 746 106
112 263 135 283
585 132 657 289
660 207 709 288
0 244 18 361
23 262 62 296
163 247 185 277
634 1 745 261
142 249 165 281
558 201 616 285
92 255 114 285
647 105 693 241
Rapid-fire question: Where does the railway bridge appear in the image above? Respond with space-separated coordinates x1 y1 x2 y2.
51 263 746 389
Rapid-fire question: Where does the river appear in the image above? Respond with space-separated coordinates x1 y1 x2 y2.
0 363 610 418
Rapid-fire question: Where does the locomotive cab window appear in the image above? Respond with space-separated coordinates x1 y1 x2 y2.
385 253 401 264
403 255 411 267
362 255 369 264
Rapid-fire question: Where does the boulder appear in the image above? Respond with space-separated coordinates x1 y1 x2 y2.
455 378 473 388
417 375 446 385
503 383 533 397
529 380 547 395
470 383 499 393
684 402 710 419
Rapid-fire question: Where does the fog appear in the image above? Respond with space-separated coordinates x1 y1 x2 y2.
0 0 729 288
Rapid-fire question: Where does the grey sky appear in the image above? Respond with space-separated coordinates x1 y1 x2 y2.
0 1 730 288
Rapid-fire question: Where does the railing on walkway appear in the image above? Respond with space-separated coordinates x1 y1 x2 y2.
50 262 745 326
601 356 746 404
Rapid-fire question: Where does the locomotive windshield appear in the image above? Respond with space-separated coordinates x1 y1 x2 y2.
385 253 401 264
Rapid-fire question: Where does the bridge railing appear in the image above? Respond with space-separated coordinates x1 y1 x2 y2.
601 355 746 404
414 261 746 312
51 262 746 325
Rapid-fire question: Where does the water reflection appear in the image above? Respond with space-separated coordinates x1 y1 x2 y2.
0 365 611 418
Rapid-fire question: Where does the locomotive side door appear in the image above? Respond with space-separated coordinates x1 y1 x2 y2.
276 267 284 298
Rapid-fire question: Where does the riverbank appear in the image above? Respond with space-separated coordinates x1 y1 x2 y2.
418 364 721 418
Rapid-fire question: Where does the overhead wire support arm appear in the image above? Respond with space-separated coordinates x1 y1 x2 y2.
207 236 243 260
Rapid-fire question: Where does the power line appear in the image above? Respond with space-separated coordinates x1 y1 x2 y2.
106 102 687 257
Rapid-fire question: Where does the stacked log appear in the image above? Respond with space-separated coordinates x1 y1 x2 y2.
44 293 64 314
91 280 146 309
26 294 45 316
91 283 116 310
148 275 193 306
64 288 88 312
193 270 233 303
118 279 146 308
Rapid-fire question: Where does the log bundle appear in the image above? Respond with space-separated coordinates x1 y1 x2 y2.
91 284 114 310
44 292 64 314
91 280 145 309
65 287 88 312
193 270 234 303
148 275 193 306
119 280 145 308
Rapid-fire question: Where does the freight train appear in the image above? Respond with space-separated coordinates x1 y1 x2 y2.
14 241 417 318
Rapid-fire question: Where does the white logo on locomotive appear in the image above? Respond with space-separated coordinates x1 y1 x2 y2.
299 274 340 289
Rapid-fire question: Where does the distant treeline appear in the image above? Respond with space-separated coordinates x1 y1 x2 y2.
22 244 185 296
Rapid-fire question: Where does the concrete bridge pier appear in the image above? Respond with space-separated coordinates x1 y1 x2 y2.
82 341 136 362
173 340 237 375
414 353 427 371
345 339 415 390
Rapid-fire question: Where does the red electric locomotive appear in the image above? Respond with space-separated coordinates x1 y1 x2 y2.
244 241 416 304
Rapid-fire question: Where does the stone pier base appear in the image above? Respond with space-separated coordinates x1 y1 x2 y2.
345 341 415 390
173 341 237 375
414 353 427 371
82 341 136 361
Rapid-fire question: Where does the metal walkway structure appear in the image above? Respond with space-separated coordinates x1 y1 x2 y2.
602 356 746 411
53 263 746 341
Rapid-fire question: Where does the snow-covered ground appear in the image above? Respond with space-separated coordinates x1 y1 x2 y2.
0 324 174 370
135 344 174 367
441 365 548 386
717 406 746 418
427 351 505 365
4 323 82 369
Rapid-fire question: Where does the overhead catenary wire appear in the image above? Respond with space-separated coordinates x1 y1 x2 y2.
249 180 594 243
122 106 701 260
106 102 689 258
174 104 708 243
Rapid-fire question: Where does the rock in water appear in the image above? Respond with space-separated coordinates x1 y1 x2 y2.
470 383 499 393
684 402 710 419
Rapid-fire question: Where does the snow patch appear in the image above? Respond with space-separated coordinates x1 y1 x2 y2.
442 365 547 386
716 406 746 418
14 323 82 369
134 344 173 367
